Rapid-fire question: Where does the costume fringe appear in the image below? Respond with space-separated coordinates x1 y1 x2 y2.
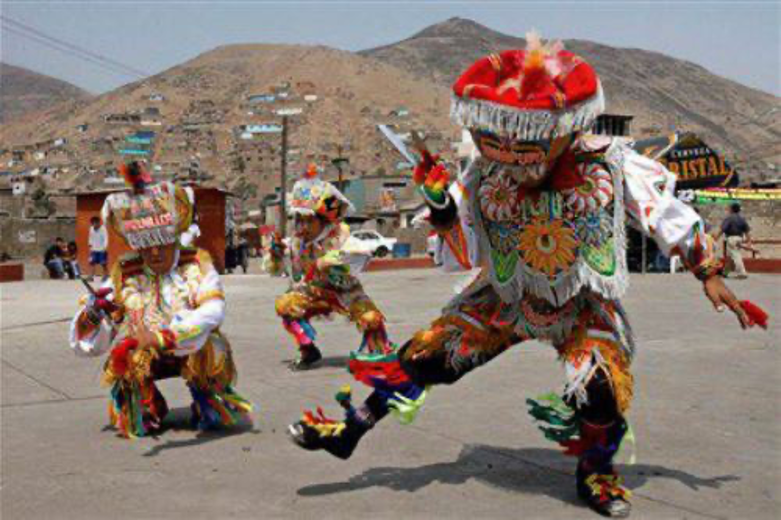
526 392 636 464
526 392 580 444
450 85 605 141
189 383 253 430
388 387 429 425
348 350 428 425
108 381 153 439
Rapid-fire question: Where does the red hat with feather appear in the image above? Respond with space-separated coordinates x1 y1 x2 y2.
451 32 604 140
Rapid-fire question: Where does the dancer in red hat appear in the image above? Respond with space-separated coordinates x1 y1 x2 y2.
69 161 253 438
288 35 766 517
266 163 393 370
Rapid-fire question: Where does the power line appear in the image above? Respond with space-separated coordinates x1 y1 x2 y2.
1 16 149 79
1 24 139 80
2 15 149 77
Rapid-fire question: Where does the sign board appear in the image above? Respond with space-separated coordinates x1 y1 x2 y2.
18 229 36 244
379 188 397 212
694 188 781 203
634 132 739 190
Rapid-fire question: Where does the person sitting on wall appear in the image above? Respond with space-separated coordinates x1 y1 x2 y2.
63 241 80 279
43 237 67 279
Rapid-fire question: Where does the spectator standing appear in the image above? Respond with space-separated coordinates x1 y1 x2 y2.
88 216 109 280
714 203 752 279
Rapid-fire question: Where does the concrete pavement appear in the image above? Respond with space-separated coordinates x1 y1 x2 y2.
1 270 779 519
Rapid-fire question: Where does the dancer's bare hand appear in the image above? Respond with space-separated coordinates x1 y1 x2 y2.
703 276 750 329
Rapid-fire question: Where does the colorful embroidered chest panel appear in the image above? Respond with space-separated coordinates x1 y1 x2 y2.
118 261 203 334
469 155 627 305
289 224 356 290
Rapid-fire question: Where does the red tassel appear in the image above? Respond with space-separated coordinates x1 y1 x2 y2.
741 300 769 329
110 338 139 376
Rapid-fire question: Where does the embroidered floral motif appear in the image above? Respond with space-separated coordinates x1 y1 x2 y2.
563 164 612 213
519 219 578 277
479 174 520 222
574 210 611 248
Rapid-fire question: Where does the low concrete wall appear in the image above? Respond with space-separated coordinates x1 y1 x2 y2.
695 200 781 257
0 217 76 260
394 227 430 255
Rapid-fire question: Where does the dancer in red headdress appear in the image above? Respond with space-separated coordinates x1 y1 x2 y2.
287 35 767 517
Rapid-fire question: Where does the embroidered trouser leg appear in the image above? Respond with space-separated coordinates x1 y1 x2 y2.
275 290 334 350
349 284 522 425
104 349 183 438
183 336 253 430
527 309 634 507
276 284 391 354
295 285 522 453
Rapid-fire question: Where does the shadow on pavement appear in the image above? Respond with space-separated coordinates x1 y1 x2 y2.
297 444 739 507
140 407 259 457
280 355 351 371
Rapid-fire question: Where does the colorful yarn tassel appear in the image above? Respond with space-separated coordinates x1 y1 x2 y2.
349 350 411 388
388 386 429 425
741 300 769 329
526 392 580 444
189 383 253 431
109 381 147 439
349 350 428 425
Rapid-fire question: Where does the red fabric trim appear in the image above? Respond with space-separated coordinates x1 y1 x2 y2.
348 357 411 388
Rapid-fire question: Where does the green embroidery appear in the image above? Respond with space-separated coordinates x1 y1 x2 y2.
583 240 616 276
490 248 519 284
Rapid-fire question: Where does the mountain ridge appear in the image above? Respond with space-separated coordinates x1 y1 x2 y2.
0 63 93 124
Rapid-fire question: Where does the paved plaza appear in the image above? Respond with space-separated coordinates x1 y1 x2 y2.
1 270 779 519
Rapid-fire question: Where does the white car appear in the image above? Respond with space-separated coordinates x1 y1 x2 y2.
349 230 397 258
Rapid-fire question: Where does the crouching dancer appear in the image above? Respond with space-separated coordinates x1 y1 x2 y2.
288 37 767 517
266 164 393 370
69 161 252 438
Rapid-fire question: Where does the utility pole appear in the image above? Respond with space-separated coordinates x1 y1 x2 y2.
279 115 288 237
331 144 349 190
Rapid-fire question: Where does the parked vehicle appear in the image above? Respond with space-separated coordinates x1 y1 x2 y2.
349 230 397 258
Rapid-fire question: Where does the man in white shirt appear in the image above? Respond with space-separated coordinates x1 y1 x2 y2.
88 216 108 280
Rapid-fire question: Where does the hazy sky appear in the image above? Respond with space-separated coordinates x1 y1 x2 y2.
2 1 779 96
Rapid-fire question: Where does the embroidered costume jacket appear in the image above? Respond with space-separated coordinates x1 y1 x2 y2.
69 248 227 359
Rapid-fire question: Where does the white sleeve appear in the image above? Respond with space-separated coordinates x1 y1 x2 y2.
438 182 478 272
168 264 226 354
68 279 116 357
622 149 706 258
